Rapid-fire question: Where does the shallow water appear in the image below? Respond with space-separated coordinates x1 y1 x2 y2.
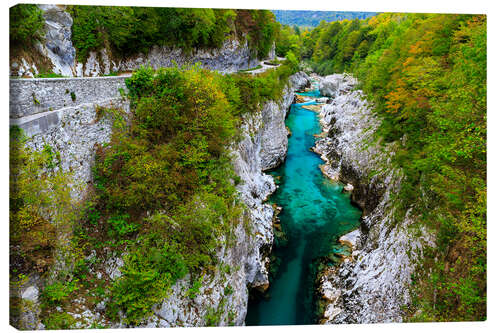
245 87 361 326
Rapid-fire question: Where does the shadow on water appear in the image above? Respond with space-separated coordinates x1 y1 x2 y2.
245 87 361 326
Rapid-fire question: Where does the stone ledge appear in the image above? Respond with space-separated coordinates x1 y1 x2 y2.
10 97 126 137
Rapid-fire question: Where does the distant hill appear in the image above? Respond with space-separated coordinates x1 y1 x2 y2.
272 10 377 27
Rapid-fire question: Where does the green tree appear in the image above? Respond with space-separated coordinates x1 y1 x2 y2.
10 4 44 46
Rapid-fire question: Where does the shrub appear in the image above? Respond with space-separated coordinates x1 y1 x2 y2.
10 127 75 273
42 280 79 306
43 312 76 330
107 214 138 238
187 275 204 299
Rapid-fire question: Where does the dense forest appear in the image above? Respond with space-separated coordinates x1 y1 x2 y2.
276 13 486 321
272 10 376 27
10 4 486 327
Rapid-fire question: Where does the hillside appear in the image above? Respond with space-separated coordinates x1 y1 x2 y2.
303 13 487 322
272 10 377 27
10 5 279 77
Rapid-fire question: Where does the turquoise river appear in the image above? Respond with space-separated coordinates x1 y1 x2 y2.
245 86 362 325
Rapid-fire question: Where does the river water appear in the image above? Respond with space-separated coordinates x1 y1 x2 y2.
245 85 361 325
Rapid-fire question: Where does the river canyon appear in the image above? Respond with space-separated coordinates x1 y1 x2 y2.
246 82 361 325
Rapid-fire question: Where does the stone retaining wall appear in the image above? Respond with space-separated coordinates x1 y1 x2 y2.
10 76 129 119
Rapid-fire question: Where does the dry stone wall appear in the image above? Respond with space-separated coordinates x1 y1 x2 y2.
10 76 129 120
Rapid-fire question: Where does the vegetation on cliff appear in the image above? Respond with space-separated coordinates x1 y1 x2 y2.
9 4 279 68
90 66 241 324
67 6 279 62
10 128 76 275
303 13 486 322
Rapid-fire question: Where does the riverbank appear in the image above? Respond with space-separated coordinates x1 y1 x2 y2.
312 74 434 323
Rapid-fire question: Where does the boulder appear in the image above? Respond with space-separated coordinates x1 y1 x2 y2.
319 75 341 97
343 183 354 192
319 74 357 97
338 229 361 250
324 304 343 321
21 286 39 302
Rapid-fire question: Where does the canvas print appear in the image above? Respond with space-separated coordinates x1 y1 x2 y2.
9 3 486 329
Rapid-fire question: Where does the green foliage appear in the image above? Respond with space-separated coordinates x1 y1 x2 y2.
109 217 188 324
67 6 278 62
224 285 234 296
32 93 40 105
238 64 263 73
204 307 220 326
41 280 79 306
307 13 486 322
187 275 204 299
35 72 66 78
276 25 301 57
227 61 298 114
107 214 137 237
10 4 45 46
285 51 299 72
247 10 280 58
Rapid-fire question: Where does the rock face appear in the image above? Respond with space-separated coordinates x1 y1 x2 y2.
260 71 310 170
10 72 310 328
82 39 259 76
21 286 39 303
38 5 76 77
314 74 434 324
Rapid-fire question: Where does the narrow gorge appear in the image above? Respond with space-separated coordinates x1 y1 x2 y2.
246 79 361 325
